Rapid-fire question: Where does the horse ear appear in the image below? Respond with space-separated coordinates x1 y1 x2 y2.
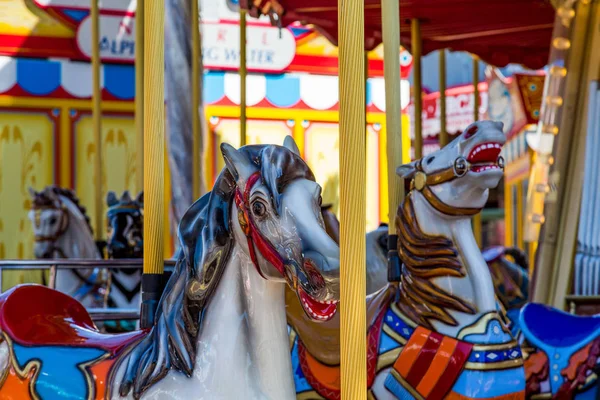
121 191 132 202
28 187 37 198
283 135 301 156
107 191 118 207
396 161 418 179
220 142 255 181
136 191 144 205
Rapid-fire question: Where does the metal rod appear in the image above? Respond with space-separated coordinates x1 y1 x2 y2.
87 308 140 321
135 0 144 193
91 0 103 241
411 19 423 159
141 0 166 328
472 56 482 247
49 265 57 289
0 259 177 268
338 0 366 396
439 49 448 148
240 9 247 146
192 0 201 198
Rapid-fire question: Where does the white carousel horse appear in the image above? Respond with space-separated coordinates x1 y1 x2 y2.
287 121 528 399
0 137 340 400
28 186 106 308
104 191 144 332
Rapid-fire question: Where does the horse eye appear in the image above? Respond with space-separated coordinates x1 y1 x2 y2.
49 217 57 225
426 156 435 165
251 201 267 217
465 125 478 139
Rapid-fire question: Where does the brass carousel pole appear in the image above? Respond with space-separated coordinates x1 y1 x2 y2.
140 0 166 328
192 0 201 199
411 19 423 159
381 0 404 283
240 8 247 146
91 0 102 242
338 0 366 397
135 0 144 193
472 56 482 247
439 49 448 148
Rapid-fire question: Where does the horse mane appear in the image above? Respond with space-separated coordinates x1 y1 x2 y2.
33 186 93 235
117 144 314 399
395 193 476 328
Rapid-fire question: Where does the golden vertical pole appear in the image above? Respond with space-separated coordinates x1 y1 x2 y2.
191 0 201 199
472 56 482 247
339 0 366 397
239 9 247 146
439 49 448 148
135 0 144 193
140 0 165 328
91 0 102 241
411 19 423 160
381 0 403 235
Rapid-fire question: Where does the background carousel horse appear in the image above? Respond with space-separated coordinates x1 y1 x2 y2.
104 190 144 332
287 121 527 399
0 138 340 400
28 186 106 308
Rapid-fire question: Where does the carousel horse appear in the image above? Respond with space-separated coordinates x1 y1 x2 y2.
28 186 106 308
287 121 528 399
0 137 340 400
105 191 144 332
320 202 389 295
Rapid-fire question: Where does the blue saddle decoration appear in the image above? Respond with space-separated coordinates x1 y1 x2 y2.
482 246 505 263
520 303 600 394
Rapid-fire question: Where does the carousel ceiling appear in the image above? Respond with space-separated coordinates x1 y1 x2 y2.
240 0 556 69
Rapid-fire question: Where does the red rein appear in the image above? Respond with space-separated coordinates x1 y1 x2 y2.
234 172 287 279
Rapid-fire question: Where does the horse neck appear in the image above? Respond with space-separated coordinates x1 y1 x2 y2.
410 191 497 337
193 246 294 399
57 208 100 259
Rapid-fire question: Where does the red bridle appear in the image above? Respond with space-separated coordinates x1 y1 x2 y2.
233 172 288 281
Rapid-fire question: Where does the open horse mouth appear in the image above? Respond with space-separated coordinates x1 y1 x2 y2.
296 259 338 321
467 142 503 173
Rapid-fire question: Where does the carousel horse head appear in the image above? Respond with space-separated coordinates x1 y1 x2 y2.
118 136 339 397
397 120 506 213
106 190 144 259
28 186 94 259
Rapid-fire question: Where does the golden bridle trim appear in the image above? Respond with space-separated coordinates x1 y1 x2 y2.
394 194 476 329
411 158 482 217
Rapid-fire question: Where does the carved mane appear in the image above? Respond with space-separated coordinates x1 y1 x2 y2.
32 186 93 235
395 193 476 328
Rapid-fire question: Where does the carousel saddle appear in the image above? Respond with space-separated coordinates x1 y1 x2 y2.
520 303 600 350
0 284 145 352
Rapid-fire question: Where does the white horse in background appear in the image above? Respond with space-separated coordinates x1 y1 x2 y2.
28 186 106 308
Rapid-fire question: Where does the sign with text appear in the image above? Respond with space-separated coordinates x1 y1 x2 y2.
34 0 135 14
76 15 136 63
202 22 296 73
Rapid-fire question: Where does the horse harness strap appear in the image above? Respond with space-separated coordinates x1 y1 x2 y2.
33 205 70 242
411 158 482 217
234 172 288 282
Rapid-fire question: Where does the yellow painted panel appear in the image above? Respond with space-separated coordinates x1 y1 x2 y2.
0 109 55 288
0 0 73 37
73 112 139 238
211 118 291 182
304 122 379 232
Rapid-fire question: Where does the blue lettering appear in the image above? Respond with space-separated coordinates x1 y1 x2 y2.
203 47 219 61
224 48 239 62
120 40 134 56
264 51 274 64
99 37 110 52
